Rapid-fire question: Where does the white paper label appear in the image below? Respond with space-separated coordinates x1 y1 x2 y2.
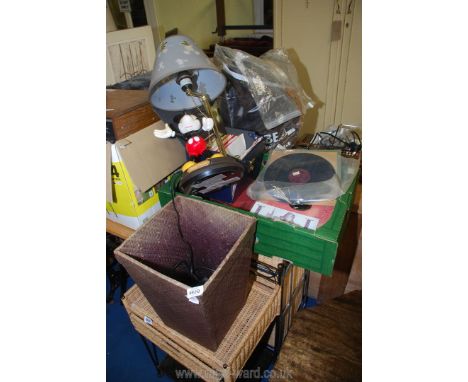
144 316 153 325
251 202 320 231
186 285 204 299
186 286 204 303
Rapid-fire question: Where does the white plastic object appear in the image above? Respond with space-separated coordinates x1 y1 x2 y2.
178 114 201 134
153 123 176 139
187 136 201 145
201 117 214 132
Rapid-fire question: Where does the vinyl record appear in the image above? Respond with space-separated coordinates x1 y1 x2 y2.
264 153 335 184
261 152 336 207
178 156 245 195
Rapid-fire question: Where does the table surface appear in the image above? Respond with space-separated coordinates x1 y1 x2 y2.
271 290 361 382
106 219 134 240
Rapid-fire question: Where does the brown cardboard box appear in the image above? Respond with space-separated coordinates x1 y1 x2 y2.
114 120 187 193
106 121 187 229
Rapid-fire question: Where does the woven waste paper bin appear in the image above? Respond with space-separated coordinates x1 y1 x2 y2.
115 196 257 350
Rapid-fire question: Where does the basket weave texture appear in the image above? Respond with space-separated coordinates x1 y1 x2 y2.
115 196 257 350
123 279 280 382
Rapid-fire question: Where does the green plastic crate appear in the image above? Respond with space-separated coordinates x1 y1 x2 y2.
159 171 358 276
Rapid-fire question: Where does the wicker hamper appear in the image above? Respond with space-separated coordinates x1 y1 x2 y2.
115 196 257 350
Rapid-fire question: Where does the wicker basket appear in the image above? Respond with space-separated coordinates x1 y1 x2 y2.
123 279 280 382
115 196 257 351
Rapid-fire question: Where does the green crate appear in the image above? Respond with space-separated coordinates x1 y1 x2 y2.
159 171 358 276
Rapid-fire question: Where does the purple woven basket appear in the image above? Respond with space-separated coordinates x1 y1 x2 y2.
115 196 257 350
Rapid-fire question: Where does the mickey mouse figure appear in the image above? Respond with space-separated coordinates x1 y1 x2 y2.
153 114 214 159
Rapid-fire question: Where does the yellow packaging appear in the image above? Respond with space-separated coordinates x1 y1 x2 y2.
106 144 161 230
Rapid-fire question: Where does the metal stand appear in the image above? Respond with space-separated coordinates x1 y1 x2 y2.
185 88 227 156
302 269 311 308
136 258 310 376
139 334 162 377
272 261 310 359
106 234 129 304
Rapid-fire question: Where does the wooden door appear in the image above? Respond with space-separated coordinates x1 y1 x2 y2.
336 0 361 127
274 0 361 134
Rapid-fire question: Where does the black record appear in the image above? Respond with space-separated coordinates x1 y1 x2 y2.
178 156 245 195
264 153 335 184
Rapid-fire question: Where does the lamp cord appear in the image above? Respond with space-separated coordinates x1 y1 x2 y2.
169 175 216 285
170 175 198 281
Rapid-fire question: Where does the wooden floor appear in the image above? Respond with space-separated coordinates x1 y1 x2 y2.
271 290 361 382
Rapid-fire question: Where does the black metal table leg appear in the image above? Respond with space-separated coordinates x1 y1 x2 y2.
272 261 292 359
119 266 129 302
139 334 162 377
301 270 310 308
273 315 283 360
106 233 130 304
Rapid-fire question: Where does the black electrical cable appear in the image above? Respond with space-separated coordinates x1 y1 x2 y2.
308 127 361 153
351 130 362 145
310 132 321 148
334 124 342 145
319 132 349 146
169 175 215 285
170 175 201 284
336 124 362 147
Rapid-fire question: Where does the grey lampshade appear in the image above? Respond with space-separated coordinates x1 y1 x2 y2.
149 35 226 111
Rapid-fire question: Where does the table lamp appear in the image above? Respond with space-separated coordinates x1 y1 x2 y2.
148 35 244 196
149 35 227 156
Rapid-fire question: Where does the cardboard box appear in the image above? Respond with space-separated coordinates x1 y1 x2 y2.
158 172 359 275
106 121 187 229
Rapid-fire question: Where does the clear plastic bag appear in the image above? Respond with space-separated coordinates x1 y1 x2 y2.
262 118 300 150
214 45 313 133
311 124 362 151
260 49 315 115
247 149 360 205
